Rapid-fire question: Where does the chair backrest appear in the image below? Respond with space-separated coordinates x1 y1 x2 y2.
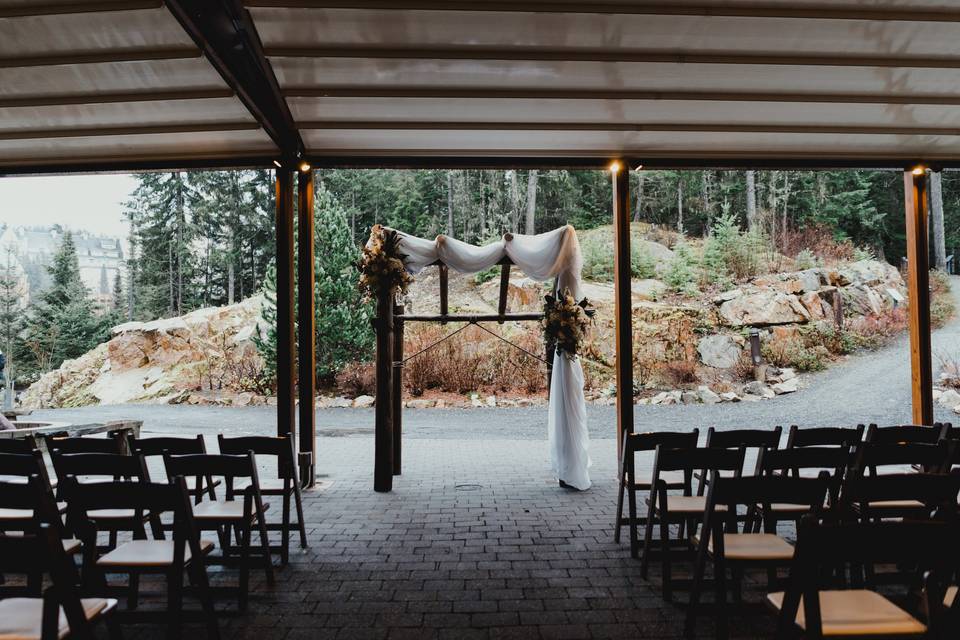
786 425 864 448
164 452 260 499
705 426 783 450
0 475 65 535
45 434 125 455
706 474 829 533
0 523 92 633
652 445 745 497
52 452 151 483
850 441 950 477
128 434 208 457
757 446 850 505
837 472 960 522
0 450 55 488
0 435 39 454
217 433 297 479
622 429 699 455
778 516 960 637
864 423 948 445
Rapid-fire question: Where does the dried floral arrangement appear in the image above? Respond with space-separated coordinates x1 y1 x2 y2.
358 225 414 301
543 288 595 359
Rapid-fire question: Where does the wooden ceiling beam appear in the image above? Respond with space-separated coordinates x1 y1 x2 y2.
0 89 235 109
246 1 960 23
0 122 260 141
284 86 960 107
299 120 960 136
266 46 960 70
166 0 303 157
0 48 198 69
0 1 161 18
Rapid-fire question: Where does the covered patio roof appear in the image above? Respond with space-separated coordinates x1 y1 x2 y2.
3 0 960 171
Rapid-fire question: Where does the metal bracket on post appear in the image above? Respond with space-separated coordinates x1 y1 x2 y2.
298 451 314 489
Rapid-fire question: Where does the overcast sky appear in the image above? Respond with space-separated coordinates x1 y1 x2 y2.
0 174 135 238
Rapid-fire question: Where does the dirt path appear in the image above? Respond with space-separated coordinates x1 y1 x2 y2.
31 277 960 439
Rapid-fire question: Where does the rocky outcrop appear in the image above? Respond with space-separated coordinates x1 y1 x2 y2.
21 297 266 409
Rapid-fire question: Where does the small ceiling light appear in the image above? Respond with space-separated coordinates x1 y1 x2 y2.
272 159 282 168
299 161 311 172
912 165 926 176
609 160 621 174
634 164 644 171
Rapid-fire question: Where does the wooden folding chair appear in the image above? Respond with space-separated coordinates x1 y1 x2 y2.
63 477 219 640
163 452 273 611
768 516 960 638
0 451 61 533
785 425 864 449
217 434 308 564
0 434 40 454
697 427 783 492
127 434 220 503
614 429 699 545
641 445 745 601
0 523 119 640
752 446 851 530
864 424 949 445
687 473 830 639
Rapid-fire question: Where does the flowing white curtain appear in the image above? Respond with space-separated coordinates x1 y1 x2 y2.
387 224 591 490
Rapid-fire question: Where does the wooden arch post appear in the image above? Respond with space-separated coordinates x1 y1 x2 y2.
904 167 934 425
611 160 634 455
275 168 296 440
374 288 395 492
297 167 317 487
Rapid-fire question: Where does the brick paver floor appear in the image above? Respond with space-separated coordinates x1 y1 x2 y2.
120 436 781 639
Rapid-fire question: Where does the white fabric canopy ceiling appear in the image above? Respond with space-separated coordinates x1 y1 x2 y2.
3 0 960 171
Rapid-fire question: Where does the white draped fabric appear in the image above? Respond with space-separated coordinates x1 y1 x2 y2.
387 224 591 490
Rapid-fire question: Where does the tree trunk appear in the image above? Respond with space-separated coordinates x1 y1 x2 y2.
446 170 455 236
931 170 947 270
676 175 684 233
633 172 644 222
745 170 758 230
524 170 538 234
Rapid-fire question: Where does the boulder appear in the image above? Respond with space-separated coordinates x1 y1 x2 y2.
741 393 762 402
718 291 811 327
407 398 435 409
330 396 352 408
937 389 960 408
744 380 775 399
697 334 742 369
681 391 699 405
720 392 741 403
697 386 721 405
772 378 800 395
353 395 375 408
485 395 497 407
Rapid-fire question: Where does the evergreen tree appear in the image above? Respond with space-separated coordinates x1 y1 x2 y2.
20 231 108 373
0 246 24 389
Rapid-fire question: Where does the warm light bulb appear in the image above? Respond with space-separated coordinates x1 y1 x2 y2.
272 159 282 168
634 164 644 171
912 165 926 176
299 162 311 172
609 161 621 174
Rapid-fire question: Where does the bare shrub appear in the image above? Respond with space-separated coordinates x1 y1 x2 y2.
731 352 756 382
844 308 908 349
335 361 377 397
781 224 855 265
761 335 828 372
661 359 698 386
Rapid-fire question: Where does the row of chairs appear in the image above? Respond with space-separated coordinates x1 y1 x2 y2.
0 431 312 639
614 423 960 638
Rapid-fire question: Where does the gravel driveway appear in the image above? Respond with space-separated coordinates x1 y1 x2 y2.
30 277 960 440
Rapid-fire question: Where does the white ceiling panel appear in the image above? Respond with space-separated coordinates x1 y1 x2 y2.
0 99 256 131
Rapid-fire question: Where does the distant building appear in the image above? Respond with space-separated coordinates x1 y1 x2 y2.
0 225 124 309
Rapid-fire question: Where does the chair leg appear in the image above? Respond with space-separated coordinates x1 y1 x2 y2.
614 469 626 543
640 501 656 577
292 483 308 549
685 529 711 639
166 568 183 640
281 490 291 565
189 558 219 640
627 482 639 560
256 513 274 584
714 555 729 640
660 515 672 602
127 573 140 610
239 523 251 612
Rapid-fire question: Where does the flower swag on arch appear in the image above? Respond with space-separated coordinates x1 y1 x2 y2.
359 224 593 490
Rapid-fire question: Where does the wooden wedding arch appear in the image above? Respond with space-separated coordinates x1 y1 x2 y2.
371 256 557 492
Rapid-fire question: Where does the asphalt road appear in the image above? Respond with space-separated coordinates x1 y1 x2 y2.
30 278 960 440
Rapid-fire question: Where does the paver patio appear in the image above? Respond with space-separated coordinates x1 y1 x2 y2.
121 436 778 639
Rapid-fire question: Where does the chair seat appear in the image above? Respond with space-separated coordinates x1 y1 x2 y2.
87 509 136 520
866 499 926 510
945 585 957 607
235 478 289 493
768 502 813 513
0 596 117 640
648 495 727 514
97 539 215 568
766 590 927 636
193 499 268 521
705 533 795 561
0 507 33 521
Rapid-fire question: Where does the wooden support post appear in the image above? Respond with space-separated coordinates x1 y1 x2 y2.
498 263 511 323
374 290 394 492
392 303 404 475
275 169 296 439
904 168 934 426
296 168 316 487
439 264 449 324
612 160 634 455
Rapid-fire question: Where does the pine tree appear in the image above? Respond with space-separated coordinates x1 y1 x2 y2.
0 246 24 391
20 231 108 373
